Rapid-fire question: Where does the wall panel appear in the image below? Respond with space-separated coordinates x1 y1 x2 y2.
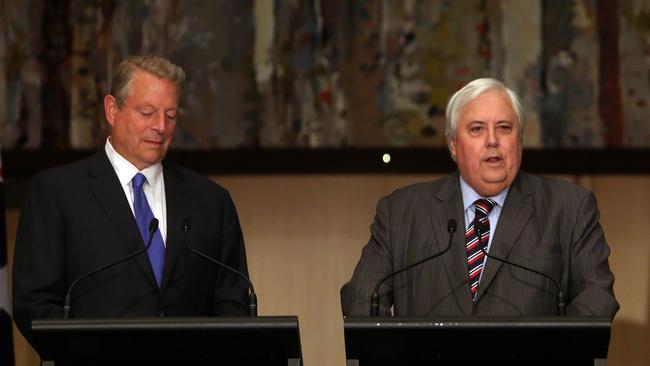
8 174 649 366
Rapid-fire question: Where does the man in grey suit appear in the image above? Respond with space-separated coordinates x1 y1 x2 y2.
341 78 619 318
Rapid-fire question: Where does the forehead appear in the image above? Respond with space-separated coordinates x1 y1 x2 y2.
126 71 180 104
459 89 517 124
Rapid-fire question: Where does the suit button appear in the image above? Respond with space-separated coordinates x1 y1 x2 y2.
158 310 165 317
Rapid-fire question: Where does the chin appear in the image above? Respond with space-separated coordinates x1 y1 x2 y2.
141 154 164 165
481 170 507 183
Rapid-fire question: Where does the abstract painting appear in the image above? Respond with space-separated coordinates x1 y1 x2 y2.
1 0 649 150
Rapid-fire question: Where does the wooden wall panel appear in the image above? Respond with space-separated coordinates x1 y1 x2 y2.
590 176 650 365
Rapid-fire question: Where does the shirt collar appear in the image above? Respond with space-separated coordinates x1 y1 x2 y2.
105 137 163 189
459 175 510 212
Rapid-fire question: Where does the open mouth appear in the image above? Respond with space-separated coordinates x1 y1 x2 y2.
485 157 502 164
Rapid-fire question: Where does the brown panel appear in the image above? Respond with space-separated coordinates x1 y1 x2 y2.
8 175 650 366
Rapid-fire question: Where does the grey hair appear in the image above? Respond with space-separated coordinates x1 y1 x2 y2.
110 55 185 107
444 78 525 148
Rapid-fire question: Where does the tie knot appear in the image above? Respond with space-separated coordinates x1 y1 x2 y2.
474 198 495 218
132 173 147 189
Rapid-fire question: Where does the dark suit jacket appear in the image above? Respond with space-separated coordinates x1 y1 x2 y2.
341 172 619 318
13 151 250 345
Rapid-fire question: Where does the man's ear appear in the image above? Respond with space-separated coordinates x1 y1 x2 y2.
449 137 457 160
104 95 119 127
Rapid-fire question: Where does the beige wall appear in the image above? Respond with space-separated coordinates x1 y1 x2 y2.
9 174 650 366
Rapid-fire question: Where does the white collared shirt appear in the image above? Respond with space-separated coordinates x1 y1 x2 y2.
104 138 167 244
460 176 510 281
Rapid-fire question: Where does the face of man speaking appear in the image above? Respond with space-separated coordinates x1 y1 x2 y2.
104 71 179 170
449 89 522 197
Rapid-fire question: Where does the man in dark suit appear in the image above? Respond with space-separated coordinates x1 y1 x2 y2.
13 55 250 345
341 78 619 318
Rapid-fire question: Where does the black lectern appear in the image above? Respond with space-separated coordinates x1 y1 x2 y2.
33 316 302 365
344 316 611 365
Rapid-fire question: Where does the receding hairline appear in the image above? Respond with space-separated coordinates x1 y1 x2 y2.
109 55 185 106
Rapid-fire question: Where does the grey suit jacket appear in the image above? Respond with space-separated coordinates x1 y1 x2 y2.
341 172 619 318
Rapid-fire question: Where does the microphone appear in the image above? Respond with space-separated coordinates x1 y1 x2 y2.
370 219 457 316
474 222 566 315
181 220 258 317
64 218 159 319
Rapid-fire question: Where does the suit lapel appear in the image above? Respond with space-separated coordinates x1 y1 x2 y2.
475 172 533 302
87 151 158 288
431 174 473 315
160 162 189 290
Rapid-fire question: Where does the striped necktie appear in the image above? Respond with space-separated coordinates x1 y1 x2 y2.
466 198 495 301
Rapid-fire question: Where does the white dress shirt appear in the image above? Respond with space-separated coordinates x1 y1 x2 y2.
104 138 167 243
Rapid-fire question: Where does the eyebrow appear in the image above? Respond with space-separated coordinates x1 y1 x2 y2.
467 120 513 124
136 103 178 112
136 103 156 109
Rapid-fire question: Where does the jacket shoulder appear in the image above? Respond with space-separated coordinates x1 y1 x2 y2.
29 152 101 186
521 172 591 199
384 175 456 203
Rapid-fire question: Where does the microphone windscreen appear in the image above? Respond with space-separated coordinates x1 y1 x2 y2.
149 218 159 232
447 218 457 233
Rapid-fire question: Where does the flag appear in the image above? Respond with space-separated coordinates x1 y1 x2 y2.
0 149 15 366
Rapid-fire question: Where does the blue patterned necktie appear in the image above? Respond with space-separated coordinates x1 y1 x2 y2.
466 198 495 301
132 173 165 287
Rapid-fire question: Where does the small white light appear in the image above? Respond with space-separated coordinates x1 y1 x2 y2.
382 153 391 164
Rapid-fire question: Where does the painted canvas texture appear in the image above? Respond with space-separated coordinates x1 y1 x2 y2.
1 0 649 149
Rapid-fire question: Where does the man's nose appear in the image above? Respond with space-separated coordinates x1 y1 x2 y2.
152 113 166 134
486 127 499 147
